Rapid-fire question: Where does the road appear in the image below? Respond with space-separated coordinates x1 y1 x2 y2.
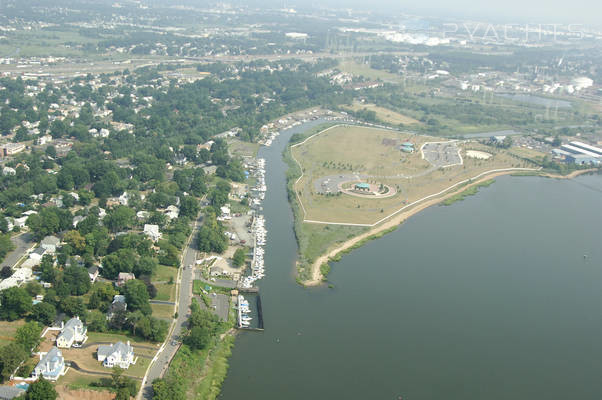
1 232 34 269
139 215 201 399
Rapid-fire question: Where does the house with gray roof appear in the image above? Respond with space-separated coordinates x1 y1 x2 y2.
97 341 136 369
40 235 60 253
32 347 65 381
56 316 87 348
0 386 25 400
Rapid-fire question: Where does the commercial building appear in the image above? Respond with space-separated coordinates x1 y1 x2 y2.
1 143 25 157
569 141 602 156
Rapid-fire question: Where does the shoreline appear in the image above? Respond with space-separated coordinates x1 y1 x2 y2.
302 167 598 286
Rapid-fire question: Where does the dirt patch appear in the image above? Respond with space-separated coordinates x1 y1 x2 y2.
56 387 114 400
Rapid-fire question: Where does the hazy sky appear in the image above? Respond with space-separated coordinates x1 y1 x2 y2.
301 0 601 26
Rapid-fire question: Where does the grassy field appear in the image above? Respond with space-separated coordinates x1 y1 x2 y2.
153 265 178 283
227 138 260 158
151 303 176 320
0 319 25 342
338 59 402 82
87 331 161 347
291 125 533 225
343 101 422 126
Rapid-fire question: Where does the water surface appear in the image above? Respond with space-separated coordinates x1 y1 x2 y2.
220 121 602 400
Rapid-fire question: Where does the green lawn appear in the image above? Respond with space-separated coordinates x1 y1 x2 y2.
151 303 176 320
153 265 178 283
154 282 176 302
87 331 161 347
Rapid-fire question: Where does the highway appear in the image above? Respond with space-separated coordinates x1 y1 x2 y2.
139 214 201 399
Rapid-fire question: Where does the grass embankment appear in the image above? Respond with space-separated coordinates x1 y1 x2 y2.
162 325 235 400
440 179 495 206
319 225 400 280
283 122 368 282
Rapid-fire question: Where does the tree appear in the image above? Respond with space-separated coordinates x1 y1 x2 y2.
63 230 86 253
86 310 108 332
16 321 43 352
232 248 246 267
0 287 32 321
152 378 185 400
101 249 136 279
179 196 199 219
63 265 92 295
134 256 158 277
59 297 86 318
0 266 12 279
31 302 56 326
0 343 27 382
25 376 58 400
123 279 151 315
104 206 135 233
197 214 228 254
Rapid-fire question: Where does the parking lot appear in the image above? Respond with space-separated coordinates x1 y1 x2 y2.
421 142 462 168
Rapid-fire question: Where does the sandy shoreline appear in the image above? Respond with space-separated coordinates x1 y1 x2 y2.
302 168 598 286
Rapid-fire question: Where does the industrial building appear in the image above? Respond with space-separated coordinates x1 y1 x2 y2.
553 140 602 165
569 141 602 156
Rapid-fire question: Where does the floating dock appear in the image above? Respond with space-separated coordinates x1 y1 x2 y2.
237 294 264 332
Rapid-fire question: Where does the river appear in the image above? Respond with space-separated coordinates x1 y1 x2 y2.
219 120 602 400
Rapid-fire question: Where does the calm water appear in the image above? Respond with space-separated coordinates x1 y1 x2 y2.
220 121 602 400
497 93 573 109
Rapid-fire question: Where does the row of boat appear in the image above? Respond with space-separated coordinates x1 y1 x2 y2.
240 158 268 289
238 295 252 328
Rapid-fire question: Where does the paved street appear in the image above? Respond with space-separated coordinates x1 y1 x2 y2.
1 232 34 269
139 215 201 399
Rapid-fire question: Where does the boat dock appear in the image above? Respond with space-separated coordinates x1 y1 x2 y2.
237 294 264 332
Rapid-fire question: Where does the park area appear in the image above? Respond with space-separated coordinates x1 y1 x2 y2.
342 101 422 126
291 124 534 225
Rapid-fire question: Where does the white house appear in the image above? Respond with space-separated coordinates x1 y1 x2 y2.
88 266 99 283
56 316 88 348
29 247 47 263
13 216 28 228
2 167 15 176
143 224 161 242
32 347 65 381
97 341 136 369
0 268 33 291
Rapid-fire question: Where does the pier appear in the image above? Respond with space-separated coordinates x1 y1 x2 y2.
237 294 264 332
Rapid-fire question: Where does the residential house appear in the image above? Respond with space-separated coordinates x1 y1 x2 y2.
97 341 136 369
31 347 65 381
87 266 99 283
0 268 32 291
143 224 161 242
13 216 27 228
72 215 84 228
2 167 15 176
0 386 26 400
29 247 47 264
164 205 179 220
117 272 135 287
107 295 127 320
4 218 13 232
38 134 53 145
40 235 60 253
56 316 87 348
